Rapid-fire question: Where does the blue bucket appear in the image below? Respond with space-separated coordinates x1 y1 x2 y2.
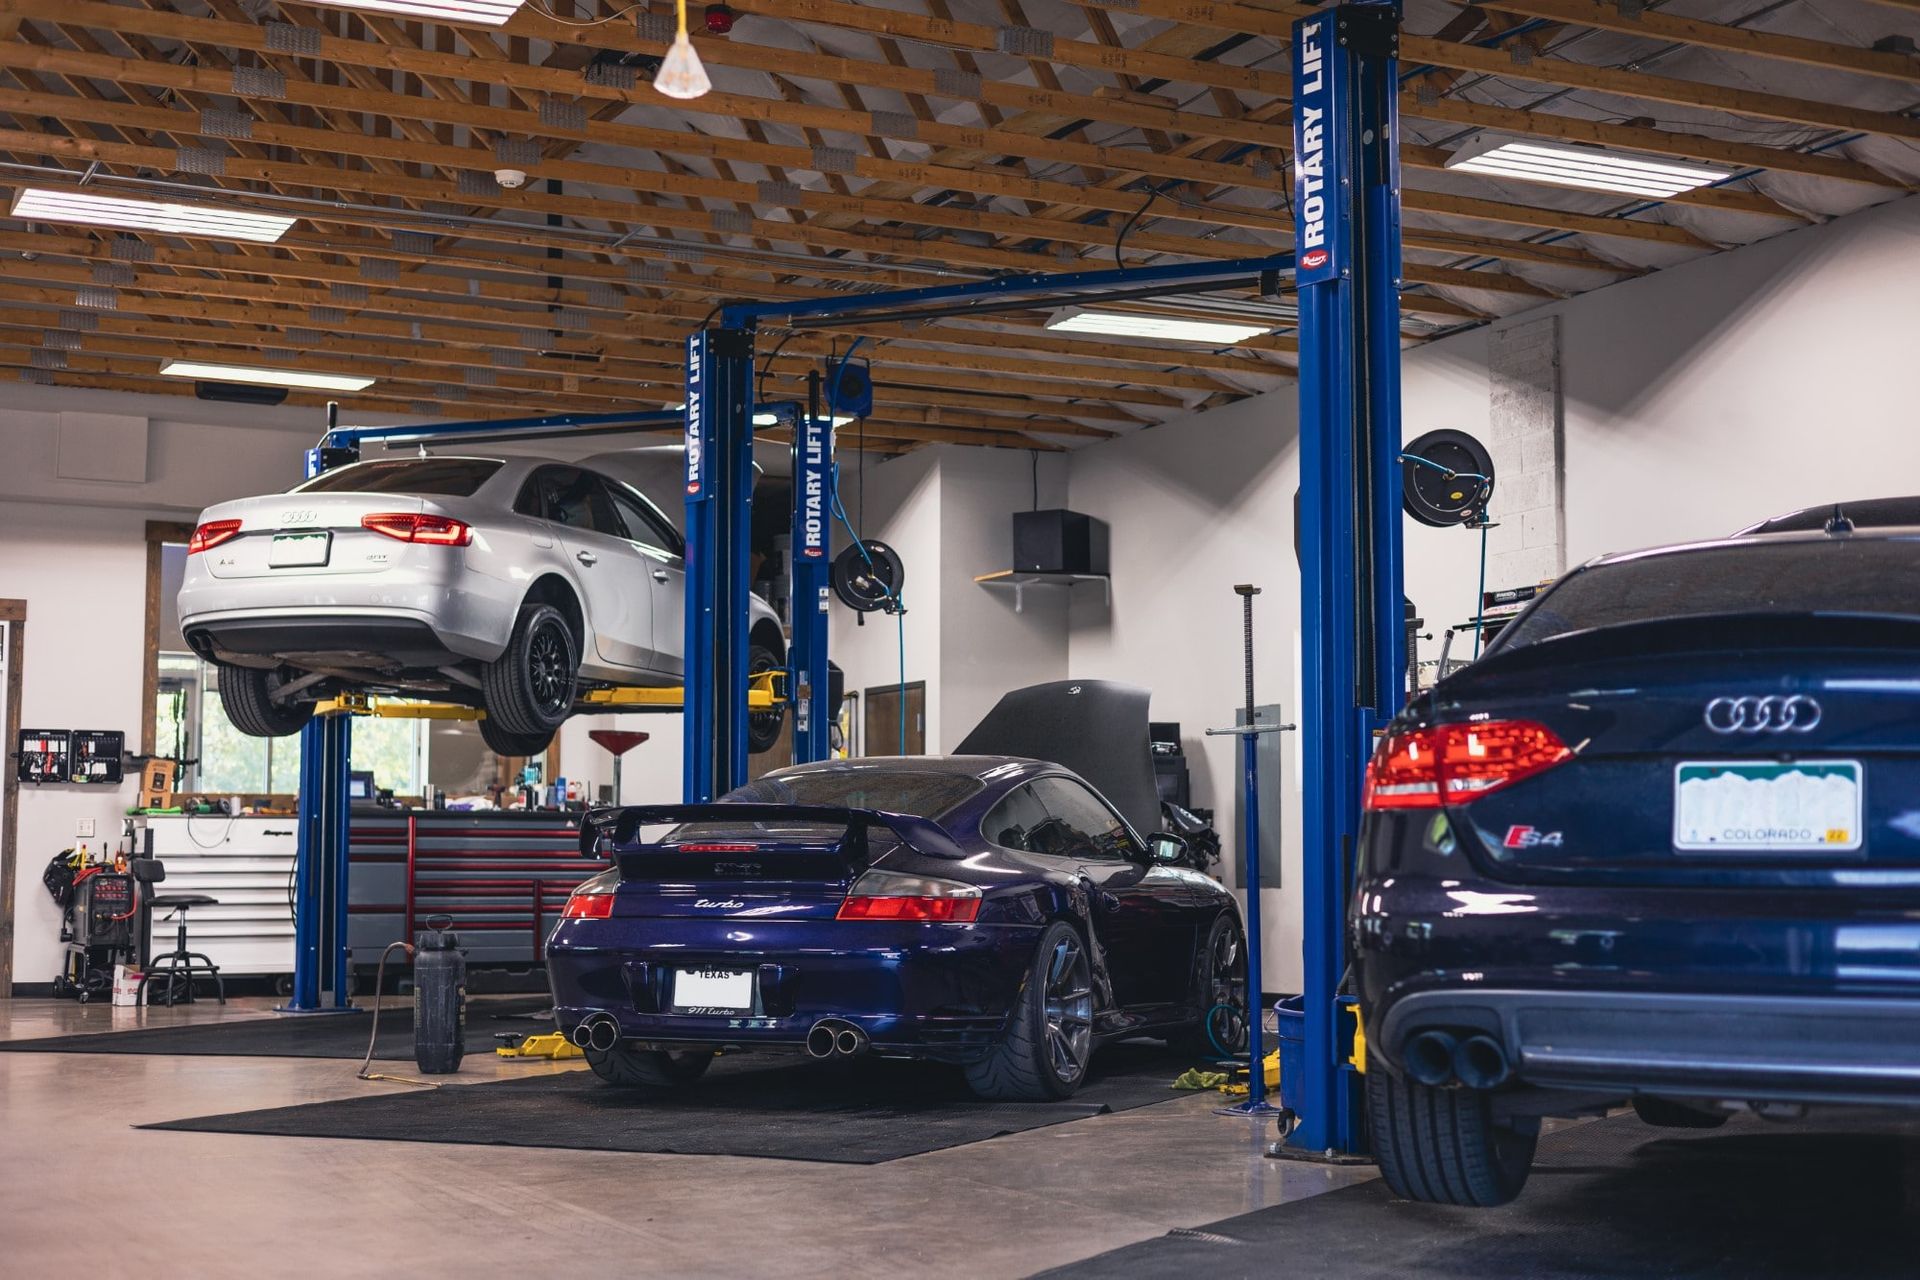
1274 994 1306 1112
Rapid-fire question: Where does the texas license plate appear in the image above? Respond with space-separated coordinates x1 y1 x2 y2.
269 530 331 567
671 968 754 1015
1674 760 1863 852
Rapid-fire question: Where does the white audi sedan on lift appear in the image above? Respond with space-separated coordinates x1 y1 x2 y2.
177 454 788 756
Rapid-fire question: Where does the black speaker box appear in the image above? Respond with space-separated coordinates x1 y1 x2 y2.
1013 508 1109 575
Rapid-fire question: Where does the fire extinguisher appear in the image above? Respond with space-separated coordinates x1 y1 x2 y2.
413 916 466 1074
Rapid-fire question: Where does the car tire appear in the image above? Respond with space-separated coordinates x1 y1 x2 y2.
584 1043 715 1091
482 603 579 735
1171 912 1249 1060
1367 1064 1537 1206
1632 1095 1729 1129
747 642 784 755
478 715 554 758
965 920 1095 1102
219 664 315 738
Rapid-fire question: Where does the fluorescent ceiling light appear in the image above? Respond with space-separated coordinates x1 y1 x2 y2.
1444 135 1732 199
1046 309 1268 346
10 187 297 243
160 360 374 393
752 411 856 427
289 0 527 25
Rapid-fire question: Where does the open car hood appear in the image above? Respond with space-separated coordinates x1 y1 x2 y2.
956 680 1160 839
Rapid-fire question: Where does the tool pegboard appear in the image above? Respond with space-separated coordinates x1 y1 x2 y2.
70 730 125 784
17 729 71 785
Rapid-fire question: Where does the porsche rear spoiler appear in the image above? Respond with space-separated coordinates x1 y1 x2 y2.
578 803 969 874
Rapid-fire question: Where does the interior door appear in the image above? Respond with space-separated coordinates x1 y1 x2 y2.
604 477 686 676
1029 775 1195 1010
535 467 653 670
864 682 926 756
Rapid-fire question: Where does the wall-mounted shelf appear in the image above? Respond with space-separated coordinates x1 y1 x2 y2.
974 569 1111 614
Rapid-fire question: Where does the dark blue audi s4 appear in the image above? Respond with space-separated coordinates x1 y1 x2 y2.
1355 521 1920 1205
547 753 1246 1101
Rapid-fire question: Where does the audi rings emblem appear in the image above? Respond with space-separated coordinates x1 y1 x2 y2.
1703 695 1821 734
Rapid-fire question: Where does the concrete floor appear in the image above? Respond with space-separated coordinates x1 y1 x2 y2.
0 996 1375 1278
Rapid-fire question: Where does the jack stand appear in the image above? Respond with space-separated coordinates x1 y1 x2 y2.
1205 584 1296 1119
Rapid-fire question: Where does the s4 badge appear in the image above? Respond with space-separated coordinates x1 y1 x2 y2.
1504 825 1563 849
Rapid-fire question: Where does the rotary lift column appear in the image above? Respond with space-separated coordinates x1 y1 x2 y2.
1290 0 1406 1153
682 326 757 801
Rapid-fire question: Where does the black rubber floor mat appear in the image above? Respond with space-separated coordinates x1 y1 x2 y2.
141 1041 1191 1163
1036 1109 1920 1279
0 997 551 1061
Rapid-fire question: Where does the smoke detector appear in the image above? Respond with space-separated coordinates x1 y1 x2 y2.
494 168 529 190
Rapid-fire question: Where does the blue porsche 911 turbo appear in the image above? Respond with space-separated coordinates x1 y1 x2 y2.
547 748 1247 1101
1355 518 1920 1206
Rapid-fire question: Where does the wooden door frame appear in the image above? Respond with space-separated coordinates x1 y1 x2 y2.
141 520 195 758
1 599 25 998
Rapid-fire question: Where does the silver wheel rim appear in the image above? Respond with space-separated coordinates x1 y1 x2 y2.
1042 934 1093 1083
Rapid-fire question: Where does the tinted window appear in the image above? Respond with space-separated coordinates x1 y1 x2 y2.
604 478 683 554
1028 776 1142 862
529 467 621 535
298 458 501 496
666 768 983 841
1497 538 1920 652
983 783 1051 852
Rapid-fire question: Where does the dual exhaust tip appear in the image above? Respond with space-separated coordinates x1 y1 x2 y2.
805 1018 869 1060
569 1013 621 1053
1405 1029 1512 1090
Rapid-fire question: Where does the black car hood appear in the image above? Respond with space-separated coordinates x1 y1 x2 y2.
955 680 1160 838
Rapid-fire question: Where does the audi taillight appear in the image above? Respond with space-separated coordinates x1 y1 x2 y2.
836 870 982 923
360 513 473 546
1364 720 1570 810
187 519 242 554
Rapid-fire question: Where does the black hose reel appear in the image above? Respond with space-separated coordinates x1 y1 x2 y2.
831 539 905 615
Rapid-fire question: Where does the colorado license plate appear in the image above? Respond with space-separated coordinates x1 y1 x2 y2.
269 530 331 567
1674 760 1863 852
671 967 754 1014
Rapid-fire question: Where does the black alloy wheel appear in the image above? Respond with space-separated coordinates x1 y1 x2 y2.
1175 914 1249 1059
965 920 1096 1101
747 643 785 755
482 603 580 735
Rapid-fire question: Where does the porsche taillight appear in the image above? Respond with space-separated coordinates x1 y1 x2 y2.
1363 721 1570 810
836 869 982 923
562 893 615 919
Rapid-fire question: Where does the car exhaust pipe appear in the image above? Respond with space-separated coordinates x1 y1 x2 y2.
806 1018 867 1059
1405 1030 1459 1087
573 1013 620 1053
1453 1035 1511 1090
806 1021 841 1059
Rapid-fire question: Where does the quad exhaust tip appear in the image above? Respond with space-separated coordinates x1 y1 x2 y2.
806 1018 869 1059
1405 1029 1458 1086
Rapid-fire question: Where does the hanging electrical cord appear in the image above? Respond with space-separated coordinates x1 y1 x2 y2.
1474 519 1492 658
1113 186 1163 269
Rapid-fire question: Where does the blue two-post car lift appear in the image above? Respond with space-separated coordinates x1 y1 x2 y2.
277 0 1404 1163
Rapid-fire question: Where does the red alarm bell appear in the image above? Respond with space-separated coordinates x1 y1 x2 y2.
704 3 736 33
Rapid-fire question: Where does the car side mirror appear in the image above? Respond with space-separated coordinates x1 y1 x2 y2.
1148 833 1188 864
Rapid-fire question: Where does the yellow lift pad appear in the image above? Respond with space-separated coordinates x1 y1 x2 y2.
316 670 783 720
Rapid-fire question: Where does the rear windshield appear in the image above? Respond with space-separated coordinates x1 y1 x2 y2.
669 770 983 841
297 458 503 497
1496 537 1920 652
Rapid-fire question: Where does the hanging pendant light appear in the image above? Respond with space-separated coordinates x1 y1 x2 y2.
654 0 712 100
